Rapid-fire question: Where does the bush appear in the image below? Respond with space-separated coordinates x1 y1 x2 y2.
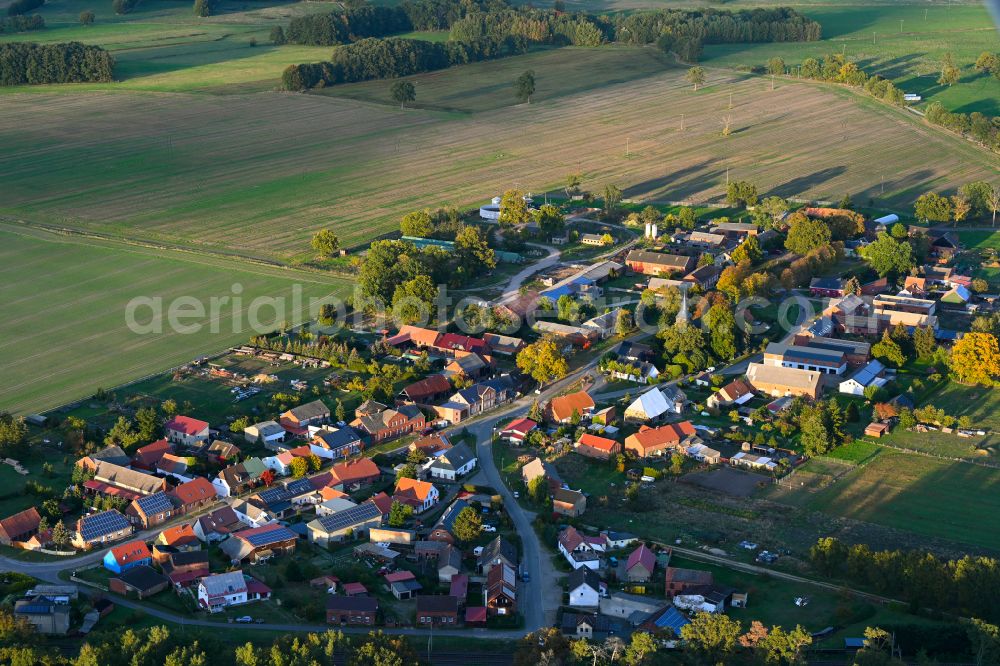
0 14 44 31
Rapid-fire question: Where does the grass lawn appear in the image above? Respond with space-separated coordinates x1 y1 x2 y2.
551 452 624 497
957 230 1000 250
805 450 1000 551
0 224 350 415
823 439 880 464
0 441 76 517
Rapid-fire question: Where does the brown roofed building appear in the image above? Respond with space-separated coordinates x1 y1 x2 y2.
665 566 714 597
329 458 381 491
416 595 459 626
169 477 218 514
548 391 595 424
399 374 453 406
0 506 41 546
485 563 517 617
626 250 695 276
574 433 621 460
624 422 696 458
132 439 174 470
351 405 425 445
552 488 586 518
326 596 378 626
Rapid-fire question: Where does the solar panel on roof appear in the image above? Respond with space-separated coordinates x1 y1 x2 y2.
17 603 55 614
317 503 380 532
242 525 295 547
137 492 173 514
285 479 312 495
80 511 129 540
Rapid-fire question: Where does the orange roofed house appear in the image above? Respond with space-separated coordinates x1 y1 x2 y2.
326 458 381 491
547 391 596 424
624 422 696 458
574 434 621 460
393 478 440 513
0 507 42 547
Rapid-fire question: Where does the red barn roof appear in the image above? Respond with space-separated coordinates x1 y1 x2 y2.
165 416 209 436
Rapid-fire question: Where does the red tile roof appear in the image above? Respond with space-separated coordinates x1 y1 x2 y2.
343 582 368 596
384 570 416 583
170 477 216 507
625 422 696 456
369 492 393 516
549 391 595 422
165 416 209 436
436 333 489 354
627 543 655 574
158 523 198 547
394 477 435 502
576 433 619 453
133 439 173 468
109 540 151 566
331 458 380 486
465 606 487 623
501 418 536 436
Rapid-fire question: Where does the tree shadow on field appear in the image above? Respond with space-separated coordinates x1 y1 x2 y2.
113 39 280 82
855 53 926 80
622 158 718 200
856 169 934 206
771 166 847 199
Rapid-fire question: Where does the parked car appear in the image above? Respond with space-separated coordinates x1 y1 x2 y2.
512 491 520 499
482 525 497 533
521 571 530 582
473 546 484 556
608 556 619 568
235 616 253 624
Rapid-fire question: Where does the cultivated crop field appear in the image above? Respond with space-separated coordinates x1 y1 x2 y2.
2 54 998 262
805 451 1000 551
0 224 350 415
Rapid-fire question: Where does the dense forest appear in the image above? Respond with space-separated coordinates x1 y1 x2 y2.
285 0 503 46
0 42 114 85
284 5 821 91
0 13 44 32
282 35 527 91
6 0 43 16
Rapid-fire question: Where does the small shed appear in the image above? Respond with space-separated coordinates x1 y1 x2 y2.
864 422 890 438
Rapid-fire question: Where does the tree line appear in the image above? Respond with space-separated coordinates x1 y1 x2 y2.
282 35 527 90
811 537 1000 624
0 13 43 32
925 100 1000 154
284 0 501 46
0 42 114 86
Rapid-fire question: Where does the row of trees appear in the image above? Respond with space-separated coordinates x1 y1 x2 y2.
915 182 1000 226
0 13 43 31
282 35 528 90
449 8 606 46
0 42 113 86
284 0 501 46
810 537 1000 623
781 52 908 107
925 101 1000 155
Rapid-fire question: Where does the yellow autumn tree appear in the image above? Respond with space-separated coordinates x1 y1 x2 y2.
949 332 1000 386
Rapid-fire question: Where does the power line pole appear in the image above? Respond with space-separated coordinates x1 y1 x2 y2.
626 136 630 158
899 19 904 33
680 113 685 131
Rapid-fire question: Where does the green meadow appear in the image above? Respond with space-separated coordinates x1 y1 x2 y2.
0 224 350 415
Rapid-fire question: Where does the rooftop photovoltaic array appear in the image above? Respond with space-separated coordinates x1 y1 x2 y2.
317 503 381 532
80 510 130 540
242 525 296 547
136 492 173 515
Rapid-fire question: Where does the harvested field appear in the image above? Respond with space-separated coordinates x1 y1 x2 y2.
2 56 997 262
682 466 770 497
0 224 350 415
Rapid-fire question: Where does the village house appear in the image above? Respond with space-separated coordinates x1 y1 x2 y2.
625 249 695 276
326 596 378 626
499 418 537 443
193 506 242 543
393 478 440 512
73 510 133 550
198 571 249 612
351 404 425 444
730 452 778 472
399 374 453 406
243 420 287 448
15 596 71 635
574 433 621 460
521 457 563 495
624 422 696 458
625 543 656 583
665 566 714 597
746 363 822 400
206 440 240 463
548 391 595 424
710 222 759 239
809 277 844 298
683 264 722 290
478 536 518 575
533 320 600 347
326 457 381 491
567 567 603 608
409 433 452 458
76 445 131 472
623 386 686 422
417 595 459 626
791 335 871 368
385 570 422 600
165 416 210 447
557 526 600 570
839 360 888 396
561 613 621 641
485 563 517 616
423 442 477 481
437 544 463 582
482 333 525 356
307 501 383 546
310 426 363 461
109 565 169 599
0 507 41 547
444 353 491 380
552 488 587 518
162 550 210 587
280 400 331 435
706 379 755 410
156 523 200 551
220 523 297 564
212 462 252 498
155 454 193 482
132 439 173 471
450 574 468 607
126 492 176 529
87 461 167 500
103 540 152 574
